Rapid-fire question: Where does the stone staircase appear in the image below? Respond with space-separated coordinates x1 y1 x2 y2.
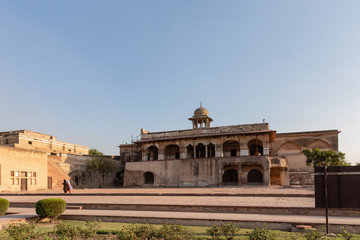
47 156 71 189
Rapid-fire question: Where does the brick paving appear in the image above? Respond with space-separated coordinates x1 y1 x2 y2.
0 186 315 195
3 195 314 208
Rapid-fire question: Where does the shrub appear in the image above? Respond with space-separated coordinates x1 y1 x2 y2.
248 226 275 240
35 198 66 220
80 220 100 239
303 228 323 240
156 224 195 240
206 225 222 240
0 198 9 216
340 226 356 240
5 222 41 240
129 224 157 239
54 222 80 239
220 222 239 240
53 221 101 239
117 230 137 240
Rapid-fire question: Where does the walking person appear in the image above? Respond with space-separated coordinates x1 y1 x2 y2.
62 179 67 193
66 179 73 193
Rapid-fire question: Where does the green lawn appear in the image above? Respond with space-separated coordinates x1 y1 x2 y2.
0 220 358 239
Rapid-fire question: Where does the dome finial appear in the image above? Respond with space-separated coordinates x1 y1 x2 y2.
200 101 202 107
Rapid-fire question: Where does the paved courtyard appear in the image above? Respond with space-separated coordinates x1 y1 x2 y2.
1 186 315 195
1 186 315 208
3 195 314 208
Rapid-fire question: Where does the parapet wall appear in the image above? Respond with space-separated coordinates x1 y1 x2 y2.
140 123 270 141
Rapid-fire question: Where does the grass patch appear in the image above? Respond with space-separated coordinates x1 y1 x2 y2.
0 220 358 239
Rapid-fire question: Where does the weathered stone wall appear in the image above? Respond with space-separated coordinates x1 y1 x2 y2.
124 156 272 187
47 156 71 189
273 130 338 172
0 145 47 192
122 125 338 187
51 154 121 189
290 172 314 185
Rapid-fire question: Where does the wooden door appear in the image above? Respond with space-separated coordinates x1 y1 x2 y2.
20 178 28 191
47 177 52 189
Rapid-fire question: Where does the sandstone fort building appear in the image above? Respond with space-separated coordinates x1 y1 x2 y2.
120 105 339 187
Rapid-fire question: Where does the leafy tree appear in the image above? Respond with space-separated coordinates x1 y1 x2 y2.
89 148 103 155
302 147 349 168
86 158 118 187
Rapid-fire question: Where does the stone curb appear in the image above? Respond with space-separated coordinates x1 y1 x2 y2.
0 193 314 197
9 202 360 217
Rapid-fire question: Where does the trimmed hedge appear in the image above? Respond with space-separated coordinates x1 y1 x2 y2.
35 198 66 219
0 198 9 216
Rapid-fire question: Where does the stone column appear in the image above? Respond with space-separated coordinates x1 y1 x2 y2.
237 164 242 186
180 142 187 159
240 142 248 156
142 149 148 161
205 145 208 158
263 141 270 155
158 145 165 160
215 144 223 157
262 161 271 186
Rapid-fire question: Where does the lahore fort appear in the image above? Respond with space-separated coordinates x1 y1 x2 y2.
0 105 339 192
120 105 339 187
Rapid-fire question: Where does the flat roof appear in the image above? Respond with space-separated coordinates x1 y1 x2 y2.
135 129 276 143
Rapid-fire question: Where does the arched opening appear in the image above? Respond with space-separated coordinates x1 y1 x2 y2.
196 143 206 158
222 169 238 185
247 169 263 183
147 146 158 160
144 172 154 184
187 144 194 158
277 141 307 171
223 140 240 157
248 139 263 156
307 139 332 150
207 143 215 157
165 144 180 159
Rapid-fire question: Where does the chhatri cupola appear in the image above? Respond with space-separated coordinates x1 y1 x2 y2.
189 103 213 129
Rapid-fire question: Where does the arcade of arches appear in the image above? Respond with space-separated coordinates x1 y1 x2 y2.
222 165 264 185
144 139 266 162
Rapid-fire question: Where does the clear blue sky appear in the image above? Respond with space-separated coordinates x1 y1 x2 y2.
1 1 359 164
